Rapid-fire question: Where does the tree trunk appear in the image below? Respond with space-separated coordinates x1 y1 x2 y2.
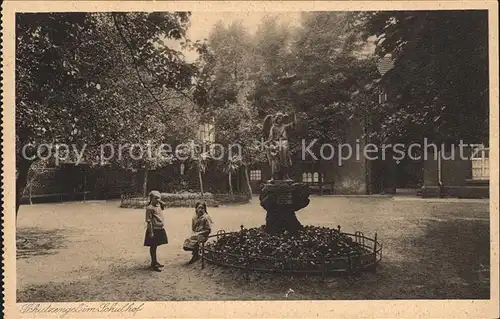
142 168 149 197
243 165 252 200
228 171 234 200
16 158 35 218
83 167 87 201
198 169 204 196
29 183 33 205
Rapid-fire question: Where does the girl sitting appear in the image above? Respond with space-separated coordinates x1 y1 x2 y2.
183 202 213 264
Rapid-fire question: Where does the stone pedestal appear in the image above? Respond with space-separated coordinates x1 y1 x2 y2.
259 180 310 234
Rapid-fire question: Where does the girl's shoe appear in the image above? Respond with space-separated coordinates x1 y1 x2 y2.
155 262 164 268
150 264 162 272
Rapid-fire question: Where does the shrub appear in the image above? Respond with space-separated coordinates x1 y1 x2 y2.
160 192 214 201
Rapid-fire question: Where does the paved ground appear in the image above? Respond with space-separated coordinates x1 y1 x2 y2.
16 196 490 301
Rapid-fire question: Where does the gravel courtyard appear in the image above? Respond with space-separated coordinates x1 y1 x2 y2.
16 196 490 301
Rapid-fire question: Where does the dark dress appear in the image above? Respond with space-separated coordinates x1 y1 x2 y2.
143 204 168 246
144 228 168 247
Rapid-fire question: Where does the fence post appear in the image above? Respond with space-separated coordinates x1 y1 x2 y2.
217 229 225 240
201 241 205 270
372 232 378 273
245 250 250 281
348 254 353 276
321 258 326 281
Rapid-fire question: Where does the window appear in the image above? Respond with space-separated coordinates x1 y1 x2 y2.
313 172 319 183
378 92 388 104
471 145 489 180
197 123 215 143
250 170 261 181
302 172 311 182
302 172 319 183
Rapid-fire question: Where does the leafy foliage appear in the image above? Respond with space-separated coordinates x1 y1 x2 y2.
359 10 489 144
15 12 205 212
201 10 489 152
198 13 382 163
16 12 201 162
249 13 380 149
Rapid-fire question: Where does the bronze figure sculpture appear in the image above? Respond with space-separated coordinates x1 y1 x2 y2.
262 111 296 181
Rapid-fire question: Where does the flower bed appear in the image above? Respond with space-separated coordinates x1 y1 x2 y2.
202 226 382 274
214 194 251 204
120 192 219 208
160 192 214 201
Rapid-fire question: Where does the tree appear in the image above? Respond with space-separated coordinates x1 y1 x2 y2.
175 141 211 195
250 12 380 151
359 10 489 145
224 155 242 200
22 159 50 205
213 100 265 199
104 90 200 196
249 15 295 117
194 20 264 198
194 149 211 196
199 13 379 191
16 12 203 215
194 20 254 114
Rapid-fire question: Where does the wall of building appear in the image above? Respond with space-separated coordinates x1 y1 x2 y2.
331 119 367 195
422 149 472 187
420 148 488 198
282 118 369 195
247 162 271 194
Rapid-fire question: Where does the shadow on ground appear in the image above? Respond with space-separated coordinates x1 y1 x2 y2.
394 216 490 299
17 262 160 302
16 228 69 259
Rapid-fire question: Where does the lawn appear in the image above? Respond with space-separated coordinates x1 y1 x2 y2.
16 196 490 301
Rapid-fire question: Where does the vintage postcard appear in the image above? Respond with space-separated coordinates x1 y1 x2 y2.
2 1 499 318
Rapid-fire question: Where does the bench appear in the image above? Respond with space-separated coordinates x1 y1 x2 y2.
304 182 334 195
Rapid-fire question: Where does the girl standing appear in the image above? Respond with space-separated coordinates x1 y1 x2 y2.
144 190 168 271
183 202 213 264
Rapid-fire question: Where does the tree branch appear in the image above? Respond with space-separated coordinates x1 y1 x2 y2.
112 13 173 117
120 14 198 106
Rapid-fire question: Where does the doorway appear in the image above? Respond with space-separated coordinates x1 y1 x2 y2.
395 157 423 195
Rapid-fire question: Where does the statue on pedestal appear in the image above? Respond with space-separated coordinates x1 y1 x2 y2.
262 112 296 181
259 110 309 234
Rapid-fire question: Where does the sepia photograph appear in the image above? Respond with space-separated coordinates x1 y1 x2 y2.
2 1 499 318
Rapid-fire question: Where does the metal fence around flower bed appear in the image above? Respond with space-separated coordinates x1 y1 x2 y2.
200 230 382 276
